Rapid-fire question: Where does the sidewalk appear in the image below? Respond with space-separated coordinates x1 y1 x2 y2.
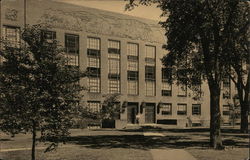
143 132 197 160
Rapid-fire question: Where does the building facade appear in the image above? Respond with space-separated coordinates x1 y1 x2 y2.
0 0 238 128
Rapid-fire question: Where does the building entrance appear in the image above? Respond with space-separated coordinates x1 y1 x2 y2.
127 103 138 124
145 103 155 123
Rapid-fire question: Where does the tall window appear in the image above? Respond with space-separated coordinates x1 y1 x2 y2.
87 37 101 93
223 105 230 115
178 84 187 97
177 104 187 115
87 101 101 112
145 45 156 96
192 104 201 115
2 25 20 48
108 40 120 94
161 103 172 115
177 68 187 97
162 68 172 96
222 76 231 99
65 34 79 66
127 43 139 95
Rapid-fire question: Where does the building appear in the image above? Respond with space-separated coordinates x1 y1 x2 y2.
0 0 238 128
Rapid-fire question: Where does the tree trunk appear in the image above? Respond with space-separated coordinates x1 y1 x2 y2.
240 101 249 133
210 89 224 149
31 121 36 160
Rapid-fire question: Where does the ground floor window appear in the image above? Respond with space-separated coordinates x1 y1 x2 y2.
223 105 230 115
161 103 172 115
87 101 101 112
177 103 187 115
192 104 201 115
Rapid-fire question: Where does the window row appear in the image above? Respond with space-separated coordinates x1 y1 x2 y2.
160 104 202 116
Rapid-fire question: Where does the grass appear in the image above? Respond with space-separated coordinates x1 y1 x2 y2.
0 127 249 160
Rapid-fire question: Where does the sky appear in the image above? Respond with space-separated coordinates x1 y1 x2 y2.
54 0 163 21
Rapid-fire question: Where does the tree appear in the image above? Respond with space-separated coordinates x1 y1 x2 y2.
126 0 249 149
101 94 121 120
0 25 86 160
222 2 249 133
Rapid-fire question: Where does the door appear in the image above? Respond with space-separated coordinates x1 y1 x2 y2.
145 104 155 123
127 107 136 124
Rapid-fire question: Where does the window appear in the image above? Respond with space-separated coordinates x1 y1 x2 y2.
145 45 156 96
87 101 101 112
162 82 172 96
146 81 155 96
42 30 56 43
162 68 172 96
109 79 120 94
87 37 100 56
87 67 100 77
108 40 120 54
222 76 231 99
127 43 139 95
87 37 100 50
108 40 120 94
177 69 188 97
128 71 138 80
108 58 120 74
177 104 187 115
145 66 156 81
65 34 79 66
145 45 156 66
88 57 100 68
145 45 156 59
88 78 100 93
128 81 138 95
127 61 138 71
162 68 172 81
3 25 20 48
87 37 101 93
223 105 230 115
127 43 138 56
192 104 201 115
161 103 172 115
178 84 187 97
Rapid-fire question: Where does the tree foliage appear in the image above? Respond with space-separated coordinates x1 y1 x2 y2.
101 94 121 120
126 0 249 149
0 25 86 160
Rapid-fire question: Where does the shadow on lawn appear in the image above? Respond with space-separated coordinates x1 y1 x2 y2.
66 135 210 150
65 126 249 150
0 138 12 141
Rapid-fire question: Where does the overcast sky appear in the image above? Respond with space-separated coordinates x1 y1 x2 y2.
55 0 163 21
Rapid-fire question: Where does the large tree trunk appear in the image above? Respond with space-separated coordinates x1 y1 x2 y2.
210 88 224 149
31 121 36 160
240 101 249 133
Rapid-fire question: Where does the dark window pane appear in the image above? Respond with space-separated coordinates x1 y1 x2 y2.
128 71 138 80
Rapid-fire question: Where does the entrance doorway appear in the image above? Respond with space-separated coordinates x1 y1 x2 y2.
145 103 155 123
127 103 138 124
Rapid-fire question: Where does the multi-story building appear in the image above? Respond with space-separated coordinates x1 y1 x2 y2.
0 0 239 128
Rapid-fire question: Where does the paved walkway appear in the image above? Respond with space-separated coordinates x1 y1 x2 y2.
143 132 197 160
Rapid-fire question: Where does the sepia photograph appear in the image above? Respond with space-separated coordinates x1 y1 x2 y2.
0 0 249 160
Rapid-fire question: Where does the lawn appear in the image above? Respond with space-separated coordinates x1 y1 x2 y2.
0 127 249 160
